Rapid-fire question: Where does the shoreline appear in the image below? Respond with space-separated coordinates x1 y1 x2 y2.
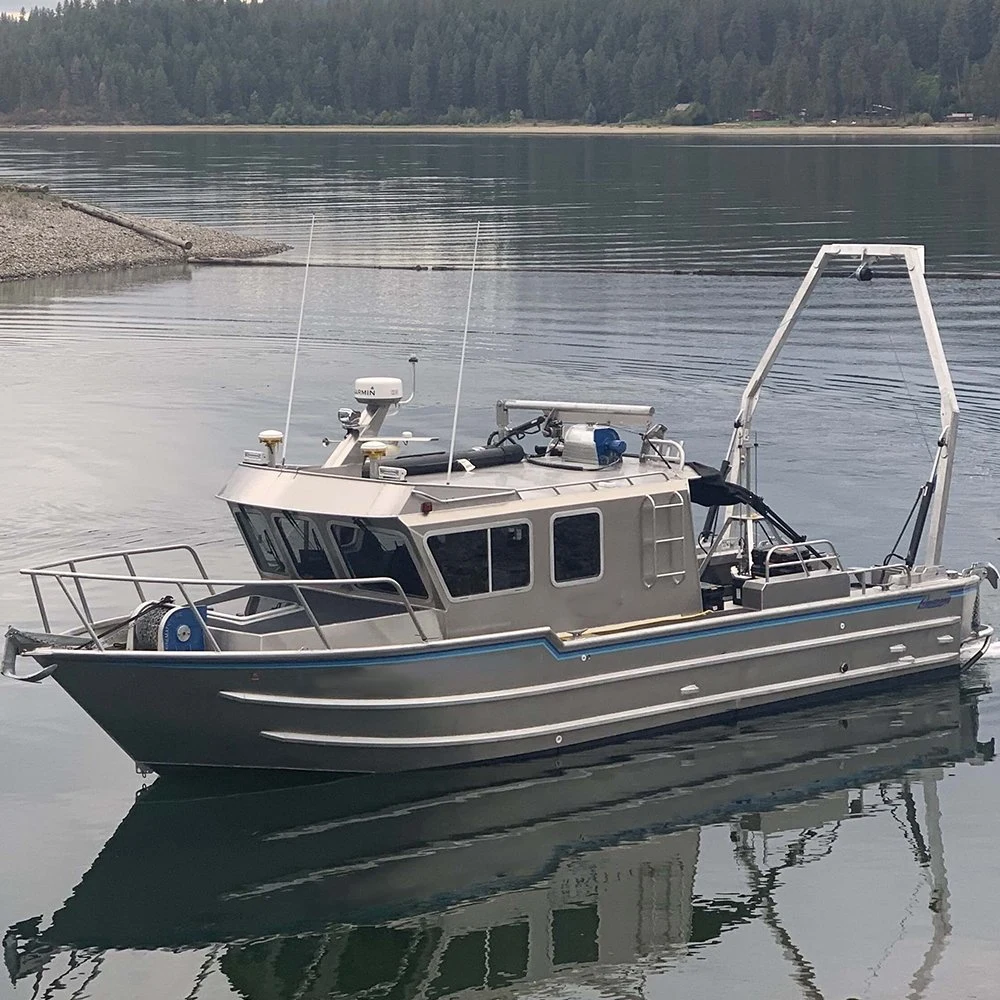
0 187 288 282
1 122 999 138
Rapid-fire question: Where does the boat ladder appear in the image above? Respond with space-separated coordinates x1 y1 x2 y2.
641 492 688 587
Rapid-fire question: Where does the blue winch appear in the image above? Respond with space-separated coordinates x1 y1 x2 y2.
129 602 207 652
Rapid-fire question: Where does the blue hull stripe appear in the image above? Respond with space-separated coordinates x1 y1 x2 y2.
95 588 971 671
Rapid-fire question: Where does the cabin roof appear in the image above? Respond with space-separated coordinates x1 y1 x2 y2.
218 455 693 520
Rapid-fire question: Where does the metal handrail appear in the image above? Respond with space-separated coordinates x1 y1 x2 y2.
411 469 675 507
30 542 214 575
520 470 674 494
847 562 914 594
762 540 843 580
643 438 687 468
697 518 916 595
26 543 215 632
408 487 520 507
20 566 430 653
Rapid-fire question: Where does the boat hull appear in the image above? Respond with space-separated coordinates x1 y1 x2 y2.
37 580 984 773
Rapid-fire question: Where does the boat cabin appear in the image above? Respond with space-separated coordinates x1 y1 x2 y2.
209 394 717 649
199 379 865 654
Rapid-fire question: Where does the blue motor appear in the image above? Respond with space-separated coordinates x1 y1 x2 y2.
593 426 627 466
561 424 628 468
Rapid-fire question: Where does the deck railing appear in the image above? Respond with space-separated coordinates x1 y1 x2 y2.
409 468 677 508
20 544 430 653
759 539 843 579
754 541 916 592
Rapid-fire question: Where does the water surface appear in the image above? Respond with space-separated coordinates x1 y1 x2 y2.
1 131 999 271
1 132 999 1000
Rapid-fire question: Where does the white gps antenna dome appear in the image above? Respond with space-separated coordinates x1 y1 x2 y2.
354 377 403 405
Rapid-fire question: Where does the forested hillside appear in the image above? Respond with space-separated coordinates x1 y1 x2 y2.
1 0 999 125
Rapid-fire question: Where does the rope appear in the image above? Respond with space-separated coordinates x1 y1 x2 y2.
80 596 175 649
883 487 923 565
885 322 934 460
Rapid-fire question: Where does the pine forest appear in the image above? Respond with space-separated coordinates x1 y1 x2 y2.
1 0 999 125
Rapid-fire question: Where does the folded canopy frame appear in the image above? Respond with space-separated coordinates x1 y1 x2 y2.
719 244 958 569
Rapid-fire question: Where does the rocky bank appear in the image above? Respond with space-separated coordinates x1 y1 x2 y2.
0 185 289 281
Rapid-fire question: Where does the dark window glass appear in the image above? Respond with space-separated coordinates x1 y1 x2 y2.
335 927 415 994
490 524 531 590
428 524 531 598
331 521 428 599
551 906 599 966
274 512 334 579
233 506 285 574
428 530 488 597
428 931 487 999
485 922 529 987
553 512 602 583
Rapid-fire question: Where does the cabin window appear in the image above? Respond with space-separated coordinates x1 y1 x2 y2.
429 530 488 597
233 505 285 574
330 520 428 599
427 523 531 599
551 906 599 965
552 511 602 584
274 512 334 579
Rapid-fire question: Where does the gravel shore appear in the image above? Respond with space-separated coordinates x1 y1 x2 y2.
0 187 289 282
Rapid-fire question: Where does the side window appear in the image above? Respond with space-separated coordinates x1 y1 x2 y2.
552 511 602 584
428 530 488 597
490 524 531 590
233 505 285 574
274 512 334 579
428 523 531 599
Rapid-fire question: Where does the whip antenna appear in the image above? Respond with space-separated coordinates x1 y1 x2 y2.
281 214 316 464
445 221 481 486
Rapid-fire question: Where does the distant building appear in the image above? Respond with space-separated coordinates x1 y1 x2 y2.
748 108 775 120
946 112 975 121
673 103 693 113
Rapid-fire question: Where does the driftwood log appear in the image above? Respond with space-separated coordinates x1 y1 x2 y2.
61 198 193 252
13 183 50 194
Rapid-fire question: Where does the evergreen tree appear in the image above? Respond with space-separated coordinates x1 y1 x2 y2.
1 0 998 126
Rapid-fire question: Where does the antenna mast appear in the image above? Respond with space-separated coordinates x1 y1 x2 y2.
445 221 481 486
281 214 317 465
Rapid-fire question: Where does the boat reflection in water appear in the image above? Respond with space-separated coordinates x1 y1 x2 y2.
6 674 995 999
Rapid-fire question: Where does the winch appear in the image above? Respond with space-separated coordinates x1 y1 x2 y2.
529 423 627 470
128 601 207 652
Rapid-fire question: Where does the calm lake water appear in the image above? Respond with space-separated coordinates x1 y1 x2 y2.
1 131 1000 1000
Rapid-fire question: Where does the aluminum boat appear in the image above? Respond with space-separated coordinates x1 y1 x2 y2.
3 243 995 774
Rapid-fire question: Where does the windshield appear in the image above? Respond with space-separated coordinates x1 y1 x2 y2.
274 512 334 579
233 506 286 575
329 520 428 599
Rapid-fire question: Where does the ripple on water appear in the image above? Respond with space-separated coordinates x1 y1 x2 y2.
2 134 1000 1000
